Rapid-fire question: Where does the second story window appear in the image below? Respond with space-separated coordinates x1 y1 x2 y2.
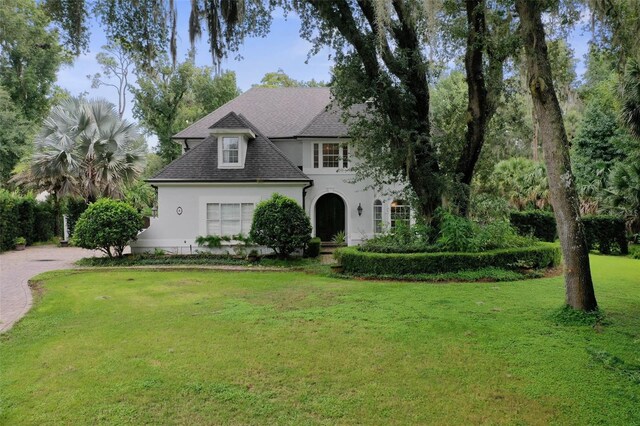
313 143 348 169
222 137 239 164
322 143 340 167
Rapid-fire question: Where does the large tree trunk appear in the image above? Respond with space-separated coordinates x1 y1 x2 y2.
516 0 597 311
455 0 488 216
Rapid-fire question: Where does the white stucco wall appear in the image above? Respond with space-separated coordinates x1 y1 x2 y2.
272 139 303 168
131 182 306 254
140 137 408 252
300 138 405 245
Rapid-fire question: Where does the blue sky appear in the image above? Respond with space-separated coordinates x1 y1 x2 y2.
56 6 333 128
55 4 592 146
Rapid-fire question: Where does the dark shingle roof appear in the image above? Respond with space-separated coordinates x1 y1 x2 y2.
297 103 366 138
174 87 332 139
209 111 248 129
149 112 310 183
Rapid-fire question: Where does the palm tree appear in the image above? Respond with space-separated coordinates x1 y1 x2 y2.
622 58 640 138
26 97 146 202
12 98 146 235
607 160 640 234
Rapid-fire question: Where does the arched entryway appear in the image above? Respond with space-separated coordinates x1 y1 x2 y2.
315 193 346 242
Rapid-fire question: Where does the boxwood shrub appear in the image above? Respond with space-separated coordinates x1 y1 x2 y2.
510 210 557 242
582 215 628 255
304 237 321 258
336 243 560 276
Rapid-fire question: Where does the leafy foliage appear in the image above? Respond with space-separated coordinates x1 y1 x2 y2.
607 158 640 233
361 213 532 254
0 88 32 185
253 68 327 88
436 211 477 252
0 0 68 121
250 193 311 258
72 198 143 258
482 158 549 210
573 70 633 213
133 60 240 164
360 222 433 253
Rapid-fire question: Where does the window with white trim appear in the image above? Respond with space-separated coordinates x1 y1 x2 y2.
206 203 254 236
222 137 239 164
373 199 383 234
313 143 348 168
390 200 410 229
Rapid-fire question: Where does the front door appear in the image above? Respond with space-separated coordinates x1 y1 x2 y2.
315 193 345 242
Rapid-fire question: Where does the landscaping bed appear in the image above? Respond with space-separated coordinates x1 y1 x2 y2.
336 243 561 276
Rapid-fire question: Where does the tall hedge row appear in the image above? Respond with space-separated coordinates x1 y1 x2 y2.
0 191 56 252
336 243 561 276
510 211 628 254
510 210 557 242
582 215 628 255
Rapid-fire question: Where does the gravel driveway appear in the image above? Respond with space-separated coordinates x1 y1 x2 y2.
0 245 103 333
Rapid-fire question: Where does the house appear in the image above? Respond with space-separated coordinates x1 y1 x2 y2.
131 87 410 254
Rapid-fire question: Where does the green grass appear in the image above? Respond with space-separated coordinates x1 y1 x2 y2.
1 255 639 424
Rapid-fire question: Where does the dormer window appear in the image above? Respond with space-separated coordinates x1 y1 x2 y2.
222 137 239 164
211 126 255 169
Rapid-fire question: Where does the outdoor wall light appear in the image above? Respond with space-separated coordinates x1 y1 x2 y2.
357 203 363 216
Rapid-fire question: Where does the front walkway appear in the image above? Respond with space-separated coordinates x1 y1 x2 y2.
0 246 103 333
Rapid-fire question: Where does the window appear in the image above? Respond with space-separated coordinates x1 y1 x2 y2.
222 137 239 164
373 200 383 234
390 200 410 229
322 143 340 167
313 143 319 168
342 144 348 168
206 203 254 236
313 143 348 168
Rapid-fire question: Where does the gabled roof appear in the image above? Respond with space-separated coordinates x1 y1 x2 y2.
298 103 366 138
174 87 333 139
149 112 311 183
208 110 249 129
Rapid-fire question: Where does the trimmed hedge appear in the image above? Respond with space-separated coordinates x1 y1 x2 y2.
582 215 628 255
510 211 628 254
0 191 56 252
336 243 561 276
510 210 556 242
305 237 321 258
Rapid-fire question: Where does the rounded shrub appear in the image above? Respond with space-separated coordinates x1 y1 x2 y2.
250 193 312 258
305 237 321 258
336 243 561 276
72 198 143 258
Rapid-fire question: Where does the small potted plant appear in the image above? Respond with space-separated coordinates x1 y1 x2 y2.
14 236 26 251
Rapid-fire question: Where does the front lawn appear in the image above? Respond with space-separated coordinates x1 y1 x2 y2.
1 255 639 424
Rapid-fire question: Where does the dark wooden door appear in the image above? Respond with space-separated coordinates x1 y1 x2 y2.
315 193 345 242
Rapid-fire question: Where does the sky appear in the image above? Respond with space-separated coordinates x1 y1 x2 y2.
55 4 593 147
